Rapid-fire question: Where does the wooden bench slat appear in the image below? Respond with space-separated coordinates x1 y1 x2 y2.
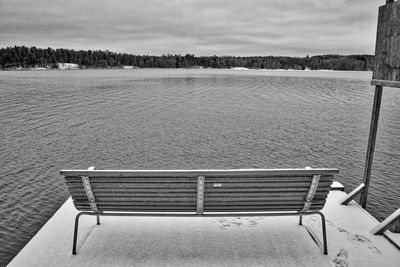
206 196 327 201
72 206 197 209
74 203 324 209
67 192 326 201
65 177 196 183
205 204 325 209
71 197 328 203
74 197 197 202
70 196 328 203
66 187 332 195
74 205 195 209
206 186 332 192
86 193 199 197
204 207 325 212
66 181 332 189
75 199 325 207
182 201 320 206
205 200 327 205
205 191 329 196
64 175 334 183
61 168 339 177
205 194 328 200
73 205 324 212
75 207 195 212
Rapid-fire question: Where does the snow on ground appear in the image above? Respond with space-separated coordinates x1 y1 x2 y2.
9 191 400 267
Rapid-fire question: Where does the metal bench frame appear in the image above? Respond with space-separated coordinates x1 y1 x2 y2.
72 210 327 255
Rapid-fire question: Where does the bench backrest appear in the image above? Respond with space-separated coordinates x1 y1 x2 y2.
61 168 338 214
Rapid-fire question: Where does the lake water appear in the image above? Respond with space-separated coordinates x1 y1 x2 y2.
1 69 399 265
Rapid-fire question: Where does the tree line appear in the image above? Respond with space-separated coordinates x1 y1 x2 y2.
0 46 374 71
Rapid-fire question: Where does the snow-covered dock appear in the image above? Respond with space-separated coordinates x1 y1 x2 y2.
8 187 400 267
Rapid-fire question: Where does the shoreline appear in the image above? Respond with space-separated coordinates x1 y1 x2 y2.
0 67 373 72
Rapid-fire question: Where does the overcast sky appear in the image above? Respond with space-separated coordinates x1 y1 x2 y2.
0 0 381 56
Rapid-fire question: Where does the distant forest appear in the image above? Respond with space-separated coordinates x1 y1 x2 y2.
0 46 374 71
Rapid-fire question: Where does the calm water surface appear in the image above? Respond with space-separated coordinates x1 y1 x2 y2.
0 69 399 265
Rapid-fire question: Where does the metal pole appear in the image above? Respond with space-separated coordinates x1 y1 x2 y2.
360 85 383 208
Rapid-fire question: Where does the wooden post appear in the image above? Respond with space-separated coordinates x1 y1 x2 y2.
371 208 400 234
360 85 383 208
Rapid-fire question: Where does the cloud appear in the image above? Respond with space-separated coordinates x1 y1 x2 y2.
0 0 380 56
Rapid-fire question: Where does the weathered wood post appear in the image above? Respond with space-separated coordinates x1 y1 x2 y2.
359 85 382 208
360 0 400 208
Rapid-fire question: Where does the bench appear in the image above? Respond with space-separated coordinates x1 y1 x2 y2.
61 167 339 255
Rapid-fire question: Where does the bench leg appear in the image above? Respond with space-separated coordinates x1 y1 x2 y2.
299 214 303 225
73 212 85 255
300 212 328 255
319 212 328 254
73 212 101 255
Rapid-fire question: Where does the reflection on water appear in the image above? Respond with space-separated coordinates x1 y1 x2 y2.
0 69 399 265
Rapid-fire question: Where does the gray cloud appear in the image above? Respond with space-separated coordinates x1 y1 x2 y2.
0 0 380 56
